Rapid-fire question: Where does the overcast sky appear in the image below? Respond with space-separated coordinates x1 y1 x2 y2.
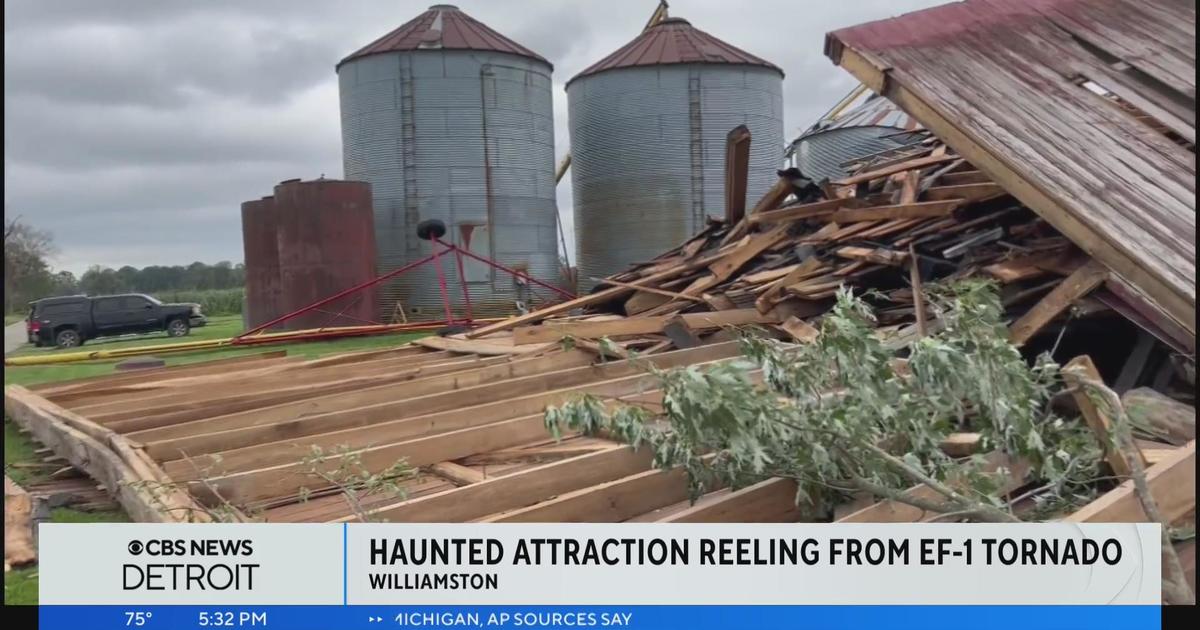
3 0 943 276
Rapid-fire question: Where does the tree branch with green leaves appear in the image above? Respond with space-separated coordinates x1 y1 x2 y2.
545 282 1102 522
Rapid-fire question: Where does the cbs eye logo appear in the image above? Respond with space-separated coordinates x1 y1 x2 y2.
128 540 145 555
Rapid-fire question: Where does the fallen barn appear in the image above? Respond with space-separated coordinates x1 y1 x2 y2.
4 0 1195 594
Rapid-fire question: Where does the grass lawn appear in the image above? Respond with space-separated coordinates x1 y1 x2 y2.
4 314 24 325
5 315 430 387
4 320 429 603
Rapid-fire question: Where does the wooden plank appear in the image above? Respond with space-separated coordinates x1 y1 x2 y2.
1065 441 1195 523
836 246 908 266
428 462 486 486
5 476 36 568
909 244 929 338
708 224 792 283
341 446 654 523
832 46 1196 336
483 466 693 523
593 277 705 303
937 170 992 186
415 336 552 356
515 311 780 345
832 153 960 186
1065 355 1147 475
778 316 819 343
203 410 607 507
1009 260 1109 345
465 259 706 339
923 182 1006 202
4 385 207 523
156 346 737 471
723 124 751 224
831 200 962 223
34 350 291 396
748 198 858 225
127 350 595 442
657 478 803 523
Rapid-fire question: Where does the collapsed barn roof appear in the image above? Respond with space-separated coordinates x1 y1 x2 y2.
824 0 1196 337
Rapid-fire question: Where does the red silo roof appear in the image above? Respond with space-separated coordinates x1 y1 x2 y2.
338 4 550 69
568 17 782 85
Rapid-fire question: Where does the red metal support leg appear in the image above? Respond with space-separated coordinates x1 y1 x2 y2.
431 241 455 325
453 246 474 323
432 237 575 301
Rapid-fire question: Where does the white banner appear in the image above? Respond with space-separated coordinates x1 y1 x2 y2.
39 523 1161 606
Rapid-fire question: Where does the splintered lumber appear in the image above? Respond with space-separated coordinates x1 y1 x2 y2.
724 125 752 224
1065 442 1195 523
749 198 857 225
4 385 208 523
1063 356 1144 476
1123 388 1196 446
836 246 908 266
415 335 551 356
514 310 780 345
830 200 962 223
922 183 1006 202
344 447 654 523
909 244 929 337
832 152 960 186
779 316 819 342
709 224 792 283
594 277 705 303
656 478 803 523
1009 259 1109 345
5 476 36 569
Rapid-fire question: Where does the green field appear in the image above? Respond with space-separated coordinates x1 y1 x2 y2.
4 318 429 603
5 315 430 387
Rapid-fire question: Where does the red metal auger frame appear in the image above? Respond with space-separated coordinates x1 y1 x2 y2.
234 224 574 344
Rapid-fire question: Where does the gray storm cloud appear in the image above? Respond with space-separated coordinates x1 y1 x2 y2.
3 0 942 275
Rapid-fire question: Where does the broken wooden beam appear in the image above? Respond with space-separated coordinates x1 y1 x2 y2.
831 200 962 223
1009 259 1108 345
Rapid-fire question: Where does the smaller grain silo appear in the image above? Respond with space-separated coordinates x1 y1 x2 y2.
789 93 923 183
272 178 378 331
567 16 785 290
240 195 282 329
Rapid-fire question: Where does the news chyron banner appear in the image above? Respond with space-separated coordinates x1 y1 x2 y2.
40 523 1160 629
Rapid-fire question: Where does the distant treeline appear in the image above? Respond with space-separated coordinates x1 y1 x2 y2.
77 261 246 295
5 217 248 316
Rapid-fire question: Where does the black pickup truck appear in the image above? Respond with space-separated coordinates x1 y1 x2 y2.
26 294 208 348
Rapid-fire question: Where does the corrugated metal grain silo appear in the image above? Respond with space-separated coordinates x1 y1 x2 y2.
273 179 378 331
567 16 785 290
337 4 560 319
790 94 923 183
240 195 282 329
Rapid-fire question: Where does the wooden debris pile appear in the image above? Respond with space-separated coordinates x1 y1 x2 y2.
464 136 1193 377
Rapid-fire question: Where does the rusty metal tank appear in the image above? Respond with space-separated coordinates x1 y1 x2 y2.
337 4 561 319
567 17 785 291
239 195 282 329
272 178 378 331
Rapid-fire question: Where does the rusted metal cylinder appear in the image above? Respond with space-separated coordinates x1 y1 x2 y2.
272 179 378 331
240 195 281 329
